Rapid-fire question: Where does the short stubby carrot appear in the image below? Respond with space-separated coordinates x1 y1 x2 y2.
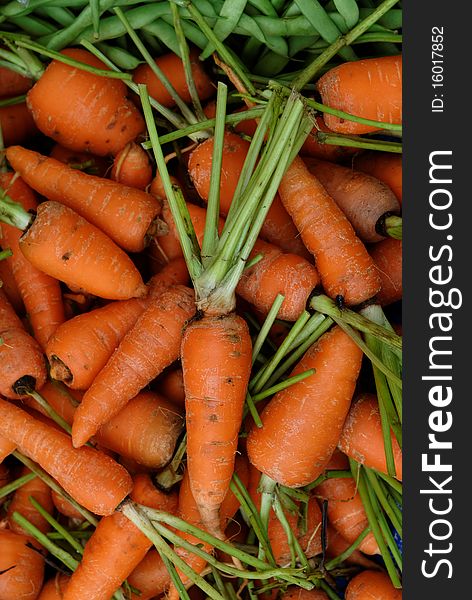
72 285 195 447
0 102 38 146
182 311 252 537
344 570 402 600
188 131 309 257
354 152 402 205
370 238 402 306
339 393 402 481
0 399 133 515
247 326 363 487
37 574 71 600
303 158 400 243
0 289 47 400
316 55 402 134
278 156 381 306
6 146 162 253
19 201 147 300
27 48 145 156
0 530 45 600
133 48 214 108
0 66 32 96
111 142 153 190
0 173 65 349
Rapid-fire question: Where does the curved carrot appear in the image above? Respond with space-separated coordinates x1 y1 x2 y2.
344 570 402 599
72 285 195 447
316 55 402 134
338 393 402 481
278 156 381 306
0 66 32 96
0 289 47 399
156 367 186 408
354 152 402 205
19 201 147 300
370 238 402 306
50 143 110 177
111 142 153 190
0 102 38 147
128 549 170 600
0 399 133 515
37 574 71 600
0 173 65 349
7 467 54 550
27 48 145 156
0 530 45 600
247 326 363 487
183 312 252 536
188 131 310 258
303 158 400 243
281 588 329 600
133 48 214 108
6 146 161 253
315 450 379 555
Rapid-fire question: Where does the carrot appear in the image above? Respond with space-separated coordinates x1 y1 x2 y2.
0 289 46 399
147 256 190 298
316 55 402 134
133 48 214 108
188 131 310 258
300 116 357 162
27 48 145 156
0 463 9 487
0 173 65 349
111 142 153 190
37 574 71 600
344 570 402 600
247 326 363 487
278 156 381 306
72 285 195 447
369 238 402 306
127 549 170 600
0 102 38 147
338 393 402 481
156 367 186 408
0 66 32 96
0 435 16 463
315 450 379 555
0 530 45 600
7 467 54 549
281 588 329 600
50 143 110 177
354 152 402 205
326 525 379 569
18 201 147 300
6 146 162 253
302 158 400 243
0 254 24 314
130 472 179 513
62 474 175 600
0 399 132 515
51 488 85 521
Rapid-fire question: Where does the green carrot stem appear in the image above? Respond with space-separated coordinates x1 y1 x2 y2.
304 470 354 493
309 295 402 351
0 94 26 107
12 511 79 571
12 451 98 526
245 391 263 428
0 190 34 230
210 566 230 599
318 579 343 600
324 526 371 570
273 492 310 569
316 132 402 153
0 471 36 500
48 531 92 540
251 294 285 365
364 469 402 536
252 369 315 403
90 0 100 38
286 312 326 352
162 553 192 600
0 248 13 261
376 470 403 495
26 390 72 435
257 473 277 561
278 486 310 504
384 215 402 240
28 496 84 554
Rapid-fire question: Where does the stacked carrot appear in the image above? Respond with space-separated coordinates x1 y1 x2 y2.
0 27 402 600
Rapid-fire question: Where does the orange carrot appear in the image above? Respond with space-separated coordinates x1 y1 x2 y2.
326 525 379 569
156 367 186 408
133 48 214 108
278 156 381 306
0 66 32 96
18 201 147 300
281 588 329 600
111 142 153 190
0 530 45 600
354 152 402 205
370 238 402 306
0 289 47 399
51 488 85 521
0 101 38 146
338 393 402 481
0 253 24 314
62 474 175 600
247 326 363 487
7 467 54 549
0 463 9 487
72 285 195 447
27 48 145 156
0 399 132 515
300 116 357 162
50 143 110 177
188 131 310 258
130 472 179 512
303 158 400 243
315 450 379 555
6 146 162 253
0 173 65 349
316 55 402 134
127 550 170 600
0 435 16 463
344 570 402 600
37 574 71 600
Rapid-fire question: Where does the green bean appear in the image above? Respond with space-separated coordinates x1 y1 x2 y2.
241 37 264 66
161 13 209 49
36 6 76 27
96 42 142 70
8 15 57 37
248 0 278 16
200 0 249 60
252 50 290 76
90 0 100 39
334 0 360 29
0 0 85 19
140 29 166 55
359 6 402 28
141 19 181 55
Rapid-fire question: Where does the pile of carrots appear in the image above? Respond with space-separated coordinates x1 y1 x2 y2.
0 8 402 600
